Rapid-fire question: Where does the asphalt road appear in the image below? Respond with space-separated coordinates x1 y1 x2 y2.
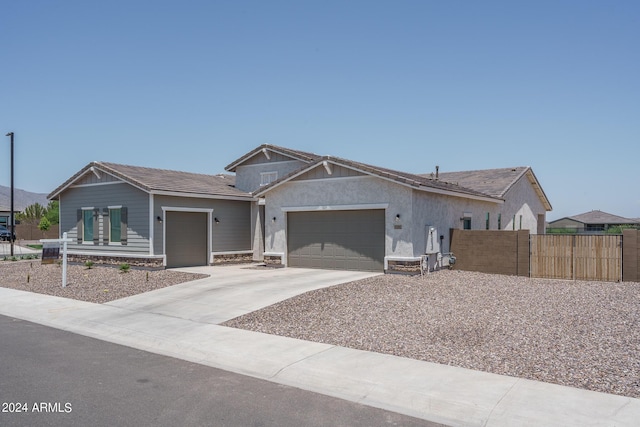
0 315 444 427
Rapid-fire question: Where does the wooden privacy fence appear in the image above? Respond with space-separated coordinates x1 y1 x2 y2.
530 235 622 282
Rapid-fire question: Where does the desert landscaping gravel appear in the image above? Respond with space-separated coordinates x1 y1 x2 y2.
224 270 640 399
2 259 639 398
0 260 208 304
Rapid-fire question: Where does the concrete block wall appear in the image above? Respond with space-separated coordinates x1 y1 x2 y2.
449 229 529 277
623 229 639 282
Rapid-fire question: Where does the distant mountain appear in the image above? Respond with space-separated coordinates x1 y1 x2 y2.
0 185 50 211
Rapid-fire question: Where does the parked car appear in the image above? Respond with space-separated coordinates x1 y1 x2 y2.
0 225 16 241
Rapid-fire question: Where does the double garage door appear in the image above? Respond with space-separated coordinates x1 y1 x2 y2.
287 210 385 272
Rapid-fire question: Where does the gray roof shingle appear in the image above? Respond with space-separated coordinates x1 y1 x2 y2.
49 162 251 200
565 210 639 225
419 167 529 198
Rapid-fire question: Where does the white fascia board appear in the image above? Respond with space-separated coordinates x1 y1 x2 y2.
161 206 214 213
151 190 255 202
282 203 389 212
71 181 128 189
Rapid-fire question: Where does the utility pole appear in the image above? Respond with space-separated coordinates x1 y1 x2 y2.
5 132 14 257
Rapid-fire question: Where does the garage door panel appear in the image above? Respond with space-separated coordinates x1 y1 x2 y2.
166 211 208 268
287 210 384 272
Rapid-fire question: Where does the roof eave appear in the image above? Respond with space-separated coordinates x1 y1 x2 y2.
525 168 553 211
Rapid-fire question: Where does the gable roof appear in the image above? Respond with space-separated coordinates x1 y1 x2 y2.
48 162 252 201
421 167 552 211
225 144 321 172
551 210 640 225
254 156 504 203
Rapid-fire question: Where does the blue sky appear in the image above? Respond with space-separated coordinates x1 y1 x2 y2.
2 0 638 220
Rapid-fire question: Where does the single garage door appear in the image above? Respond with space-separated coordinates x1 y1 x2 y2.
166 211 208 268
287 210 385 272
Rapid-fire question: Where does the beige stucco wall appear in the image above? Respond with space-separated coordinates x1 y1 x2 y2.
500 174 547 234
411 191 499 256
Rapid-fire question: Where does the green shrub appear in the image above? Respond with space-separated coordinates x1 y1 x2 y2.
119 263 131 273
84 260 95 269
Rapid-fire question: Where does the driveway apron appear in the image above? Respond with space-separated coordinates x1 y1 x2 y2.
105 265 380 325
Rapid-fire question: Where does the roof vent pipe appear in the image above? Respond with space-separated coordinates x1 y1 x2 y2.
435 165 439 180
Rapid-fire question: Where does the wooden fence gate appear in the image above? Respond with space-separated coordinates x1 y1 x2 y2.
530 235 622 282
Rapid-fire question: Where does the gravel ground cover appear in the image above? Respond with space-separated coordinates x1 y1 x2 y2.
223 270 640 399
0 260 208 303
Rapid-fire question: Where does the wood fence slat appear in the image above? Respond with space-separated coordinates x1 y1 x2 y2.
531 235 621 282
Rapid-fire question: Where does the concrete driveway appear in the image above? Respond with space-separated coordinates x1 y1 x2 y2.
105 265 380 324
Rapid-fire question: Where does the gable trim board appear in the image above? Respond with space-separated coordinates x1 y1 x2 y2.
225 144 320 172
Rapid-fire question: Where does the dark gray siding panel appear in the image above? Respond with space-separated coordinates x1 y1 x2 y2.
288 210 385 272
153 196 251 254
59 183 150 254
212 200 251 252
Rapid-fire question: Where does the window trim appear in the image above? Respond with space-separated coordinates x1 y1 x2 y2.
260 171 278 186
81 207 94 244
108 206 122 244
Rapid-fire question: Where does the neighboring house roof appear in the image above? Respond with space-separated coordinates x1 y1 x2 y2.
549 210 640 226
48 162 252 201
421 167 552 211
254 156 504 203
225 144 321 172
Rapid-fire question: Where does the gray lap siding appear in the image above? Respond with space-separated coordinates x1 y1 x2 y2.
60 183 150 255
152 196 251 255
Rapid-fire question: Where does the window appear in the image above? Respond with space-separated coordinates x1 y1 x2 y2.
83 209 94 242
260 171 278 186
485 212 490 230
519 215 523 230
109 208 121 243
498 213 502 230
462 212 472 230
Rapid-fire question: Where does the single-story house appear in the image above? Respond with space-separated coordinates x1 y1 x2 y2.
547 210 639 234
50 144 552 272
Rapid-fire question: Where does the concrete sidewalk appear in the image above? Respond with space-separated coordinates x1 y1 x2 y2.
1 266 639 426
0 241 41 256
